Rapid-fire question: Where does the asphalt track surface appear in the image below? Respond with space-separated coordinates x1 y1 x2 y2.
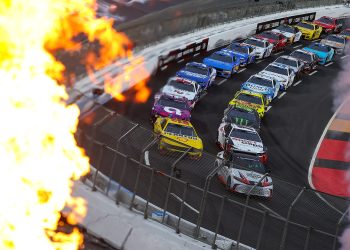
79 34 350 250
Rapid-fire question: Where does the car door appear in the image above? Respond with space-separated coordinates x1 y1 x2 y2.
273 79 279 98
335 19 343 32
209 68 216 84
314 25 322 38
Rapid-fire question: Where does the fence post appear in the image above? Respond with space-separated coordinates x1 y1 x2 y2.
115 155 129 205
256 211 268 250
144 168 155 219
279 187 306 250
176 182 190 234
106 123 139 196
91 143 106 191
235 173 268 250
332 208 349 250
211 196 226 249
304 227 312 250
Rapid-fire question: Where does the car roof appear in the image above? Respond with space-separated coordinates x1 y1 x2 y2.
278 55 299 61
268 62 289 69
249 73 273 82
215 50 232 57
325 34 345 40
229 104 256 114
237 90 264 98
294 49 315 56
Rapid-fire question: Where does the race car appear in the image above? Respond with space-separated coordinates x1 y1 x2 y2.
203 50 240 78
242 37 274 59
225 42 256 67
303 43 335 65
255 31 288 52
228 90 267 118
258 62 296 91
272 24 302 44
313 16 343 34
216 151 273 198
290 49 319 72
176 62 216 90
273 55 304 76
216 123 268 164
240 74 280 103
320 34 346 54
295 21 322 40
156 77 202 108
151 94 191 122
154 117 203 159
340 28 350 40
222 104 261 132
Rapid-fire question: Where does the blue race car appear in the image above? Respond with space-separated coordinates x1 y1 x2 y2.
203 50 241 78
176 62 216 90
225 43 256 67
303 43 335 65
240 74 280 103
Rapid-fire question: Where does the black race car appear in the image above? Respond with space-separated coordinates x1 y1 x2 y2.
222 104 261 132
290 49 318 73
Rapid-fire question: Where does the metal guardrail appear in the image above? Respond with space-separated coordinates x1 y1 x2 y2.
74 95 349 250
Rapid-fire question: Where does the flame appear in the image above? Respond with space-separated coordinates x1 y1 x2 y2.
0 0 150 249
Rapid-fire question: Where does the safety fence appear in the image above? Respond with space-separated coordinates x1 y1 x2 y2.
74 97 349 250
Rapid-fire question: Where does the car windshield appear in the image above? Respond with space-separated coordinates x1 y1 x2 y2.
318 17 333 24
248 76 273 87
341 30 350 36
157 97 189 110
233 157 267 174
260 32 279 40
297 22 314 30
185 65 208 75
291 50 312 62
227 44 248 54
167 80 195 92
276 25 295 33
209 53 233 63
325 35 344 43
245 38 265 48
236 93 263 105
308 43 329 52
226 109 258 126
275 57 298 68
230 128 261 142
165 123 196 137
265 65 288 75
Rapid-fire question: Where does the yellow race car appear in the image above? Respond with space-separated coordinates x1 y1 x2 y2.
228 90 267 118
153 117 203 159
295 21 322 40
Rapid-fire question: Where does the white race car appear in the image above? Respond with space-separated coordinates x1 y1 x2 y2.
320 34 346 55
272 24 302 44
216 151 273 198
156 77 202 108
273 56 304 76
258 62 296 91
217 123 268 164
242 37 274 60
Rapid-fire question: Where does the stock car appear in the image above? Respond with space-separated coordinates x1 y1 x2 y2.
272 24 302 44
216 151 273 198
320 34 346 54
290 49 319 72
228 90 267 118
240 74 280 103
154 117 203 159
255 31 288 52
313 16 343 34
216 123 268 164
222 104 261 132
303 43 335 65
151 94 191 122
295 21 322 40
258 62 296 91
176 62 216 90
225 42 256 67
156 77 202 108
242 37 274 59
203 50 240 78
274 55 304 76
340 28 350 40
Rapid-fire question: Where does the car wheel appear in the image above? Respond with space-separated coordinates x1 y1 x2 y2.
226 178 231 191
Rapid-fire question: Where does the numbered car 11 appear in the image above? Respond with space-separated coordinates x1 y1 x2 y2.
217 123 268 164
313 16 343 34
176 62 216 90
228 90 267 118
242 37 274 59
225 42 256 67
303 43 335 65
295 21 322 40
273 55 304 76
240 74 280 103
272 24 302 44
222 104 261 132
216 151 273 198
258 62 295 91
290 49 319 72
203 50 240 78
154 117 203 159
156 77 202 108
255 31 288 52
340 28 350 40
151 94 191 122
320 34 346 54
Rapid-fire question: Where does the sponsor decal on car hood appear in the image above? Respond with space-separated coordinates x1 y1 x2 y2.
231 137 264 153
153 105 190 120
259 71 287 82
177 70 209 82
162 86 196 101
243 82 271 94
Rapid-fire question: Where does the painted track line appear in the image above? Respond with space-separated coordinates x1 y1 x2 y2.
256 59 265 64
170 193 199 214
341 54 349 59
194 53 200 57
293 80 302 86
199 92 207 100
293 44 303 49
177 58 185 63
266 106 272 112
274 51 284 56
217 79 228 86
278 92 286 99
258 203 286 220
325 61 334 67
309 70 318 76
144 151 150 166
238 68 247 73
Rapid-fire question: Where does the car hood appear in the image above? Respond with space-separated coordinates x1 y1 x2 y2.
242 82 272 94
231 169 272 185
203 58 233 70
230 136 264 154
177 70 209 83
161 86 196 101
259 70 287 82
161 133 202 150
152 104 190 120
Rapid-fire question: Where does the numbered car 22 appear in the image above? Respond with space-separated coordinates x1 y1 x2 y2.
320 34 346 54
272 24 302 44
176 62 216 90
258 62 296 91
225 42 256 67
290 49 319 72
203 50 240 78
242 37 274 59
151 94 191 121
216 151 273 198
228 90 267 118
222 104 261 132
303 42 335 65
313 16 343 34
295 21 322 40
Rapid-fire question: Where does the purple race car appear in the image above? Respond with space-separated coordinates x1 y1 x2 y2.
151 94 191 122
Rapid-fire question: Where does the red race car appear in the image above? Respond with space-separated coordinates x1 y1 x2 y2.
313 16 343 34
255 31 287 52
